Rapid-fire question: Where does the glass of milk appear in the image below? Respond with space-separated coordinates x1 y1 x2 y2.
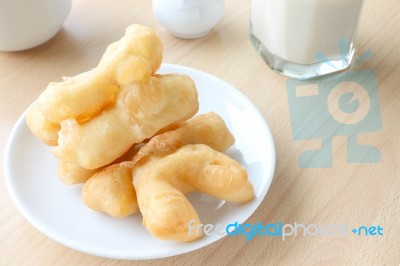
250 0 364 79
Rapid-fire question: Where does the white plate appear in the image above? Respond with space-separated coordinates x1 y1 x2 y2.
4 64 275 260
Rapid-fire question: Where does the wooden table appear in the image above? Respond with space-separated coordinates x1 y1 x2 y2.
1 0 399 265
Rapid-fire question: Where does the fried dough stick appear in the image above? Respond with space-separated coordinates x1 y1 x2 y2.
133 144 254 242
57 142 138 185
56 74 198 169
82 112 234 218
38 24 163 124
26 101 60 146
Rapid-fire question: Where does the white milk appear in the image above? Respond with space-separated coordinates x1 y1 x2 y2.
251 0 363 65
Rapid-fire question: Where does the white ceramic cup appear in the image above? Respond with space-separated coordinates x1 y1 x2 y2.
0 0 72 52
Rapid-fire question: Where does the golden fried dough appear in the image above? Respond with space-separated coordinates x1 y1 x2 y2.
38 71 119 124
26 102 60 146
37 24 163 124
57 160 98 185
132 112 235 164
98 24 163 85
55 74 198 169
81 112 233 218
57 144 138 185
24 23 253 244
133 144 253 241
82 162 139 218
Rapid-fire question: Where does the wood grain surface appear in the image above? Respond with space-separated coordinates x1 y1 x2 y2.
1 0 399 265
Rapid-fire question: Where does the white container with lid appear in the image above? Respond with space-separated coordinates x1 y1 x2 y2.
153 0 224 39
